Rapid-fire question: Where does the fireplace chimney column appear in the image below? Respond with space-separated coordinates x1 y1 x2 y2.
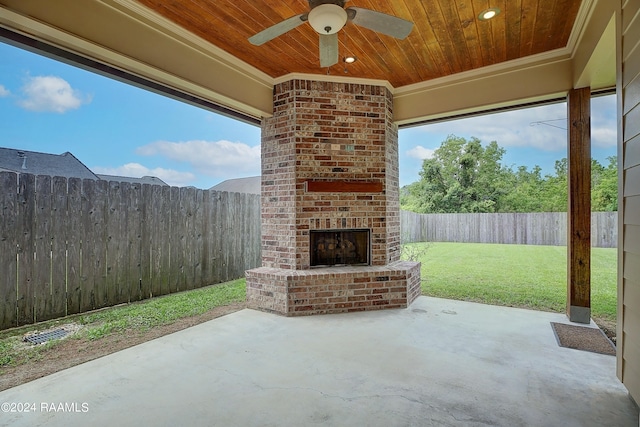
246 79 420 316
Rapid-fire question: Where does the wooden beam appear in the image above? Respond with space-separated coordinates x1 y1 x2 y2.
305 181 383 193
567 87 591 324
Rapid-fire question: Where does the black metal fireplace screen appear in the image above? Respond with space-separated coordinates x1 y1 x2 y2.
310 229 370 267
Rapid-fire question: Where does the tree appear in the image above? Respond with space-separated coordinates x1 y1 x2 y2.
592 156 618 211
400 135 619 213
403 135 511 213
501 165 544 212
538 158 568 212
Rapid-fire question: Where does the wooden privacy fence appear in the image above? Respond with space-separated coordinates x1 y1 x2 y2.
0 172 260 330
400 211 618 248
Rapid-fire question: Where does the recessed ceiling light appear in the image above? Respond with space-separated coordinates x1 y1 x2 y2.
343 56 357 63
478 8 500 21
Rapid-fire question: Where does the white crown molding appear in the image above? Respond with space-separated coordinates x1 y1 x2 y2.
273 72 394 92
105 0 274 89
394 47 572 99
566 0 596 58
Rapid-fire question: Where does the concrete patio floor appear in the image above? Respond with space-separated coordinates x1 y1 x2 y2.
0 296 637 427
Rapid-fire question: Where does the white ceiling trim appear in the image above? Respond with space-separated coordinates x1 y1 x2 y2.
105 0 274 89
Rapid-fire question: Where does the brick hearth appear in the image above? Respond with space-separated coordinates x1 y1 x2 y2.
246 79 420 316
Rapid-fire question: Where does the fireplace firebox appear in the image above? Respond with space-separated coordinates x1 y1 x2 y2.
310 229 370 267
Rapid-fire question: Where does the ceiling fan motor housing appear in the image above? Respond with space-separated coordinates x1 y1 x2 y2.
308 3 348 34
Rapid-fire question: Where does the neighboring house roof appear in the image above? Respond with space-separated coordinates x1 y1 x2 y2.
210 176 260 194
96 174 168 186
0 147 169 185
0 147 98 180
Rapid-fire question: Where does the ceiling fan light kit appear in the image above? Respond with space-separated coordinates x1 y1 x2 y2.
248 0 414 68
308 4 347 34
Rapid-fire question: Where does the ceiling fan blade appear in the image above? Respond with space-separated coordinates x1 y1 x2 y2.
319 33 339 67
347 7 413 39
248 14 307 46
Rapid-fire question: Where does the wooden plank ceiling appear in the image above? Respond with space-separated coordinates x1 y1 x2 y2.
135 0 581 88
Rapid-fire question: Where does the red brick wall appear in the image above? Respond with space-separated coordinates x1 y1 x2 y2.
260 79 400 270
246 262 421 316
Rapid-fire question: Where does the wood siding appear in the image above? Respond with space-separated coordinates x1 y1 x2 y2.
400 211 617 248
0 172 261 330
619 0 640 404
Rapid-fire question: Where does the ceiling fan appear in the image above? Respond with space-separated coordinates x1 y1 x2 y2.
248 0 414 68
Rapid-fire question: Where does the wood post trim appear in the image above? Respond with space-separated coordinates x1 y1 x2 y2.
567 87 591 323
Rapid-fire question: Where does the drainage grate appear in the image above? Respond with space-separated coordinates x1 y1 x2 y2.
24 328 69 345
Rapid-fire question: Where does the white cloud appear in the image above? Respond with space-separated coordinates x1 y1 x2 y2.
592 127 617 148
406 146 434 160
19 76 90 113
421 103 569 151
136 139 261 178
592 94 617 148
0 84 9 97
409 94 618 153
93 163 196 187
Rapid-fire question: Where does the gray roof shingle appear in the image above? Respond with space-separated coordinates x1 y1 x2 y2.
96 174 168 186
210 176 260 194
0 147 98 180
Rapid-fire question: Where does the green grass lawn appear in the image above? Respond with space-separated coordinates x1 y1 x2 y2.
0 279 246 369
78 278 246 340
1 244 619 370
402 242 617 323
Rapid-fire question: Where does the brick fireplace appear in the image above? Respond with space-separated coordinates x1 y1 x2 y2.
246 79 421 316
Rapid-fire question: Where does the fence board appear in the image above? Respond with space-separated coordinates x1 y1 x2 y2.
0 172 17 329
193 189 204 288
106 181 124 306
16 174 36 325
218 191 230 281
80 179 97 311
66 178 82 314
148 183 158 297
169 186 181 293
95 180 109 308
211 191 224 282
201 190 212 285
33 175 52 323
225 192 237 279
49 176 68 320
140 184 152 299
158 185 171 295
182 186 196 291
128 183 142 302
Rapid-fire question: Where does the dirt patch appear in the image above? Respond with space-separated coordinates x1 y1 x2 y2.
594 318 617 346
0 302 245 392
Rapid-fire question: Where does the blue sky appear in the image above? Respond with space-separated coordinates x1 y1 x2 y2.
0 41 617 189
